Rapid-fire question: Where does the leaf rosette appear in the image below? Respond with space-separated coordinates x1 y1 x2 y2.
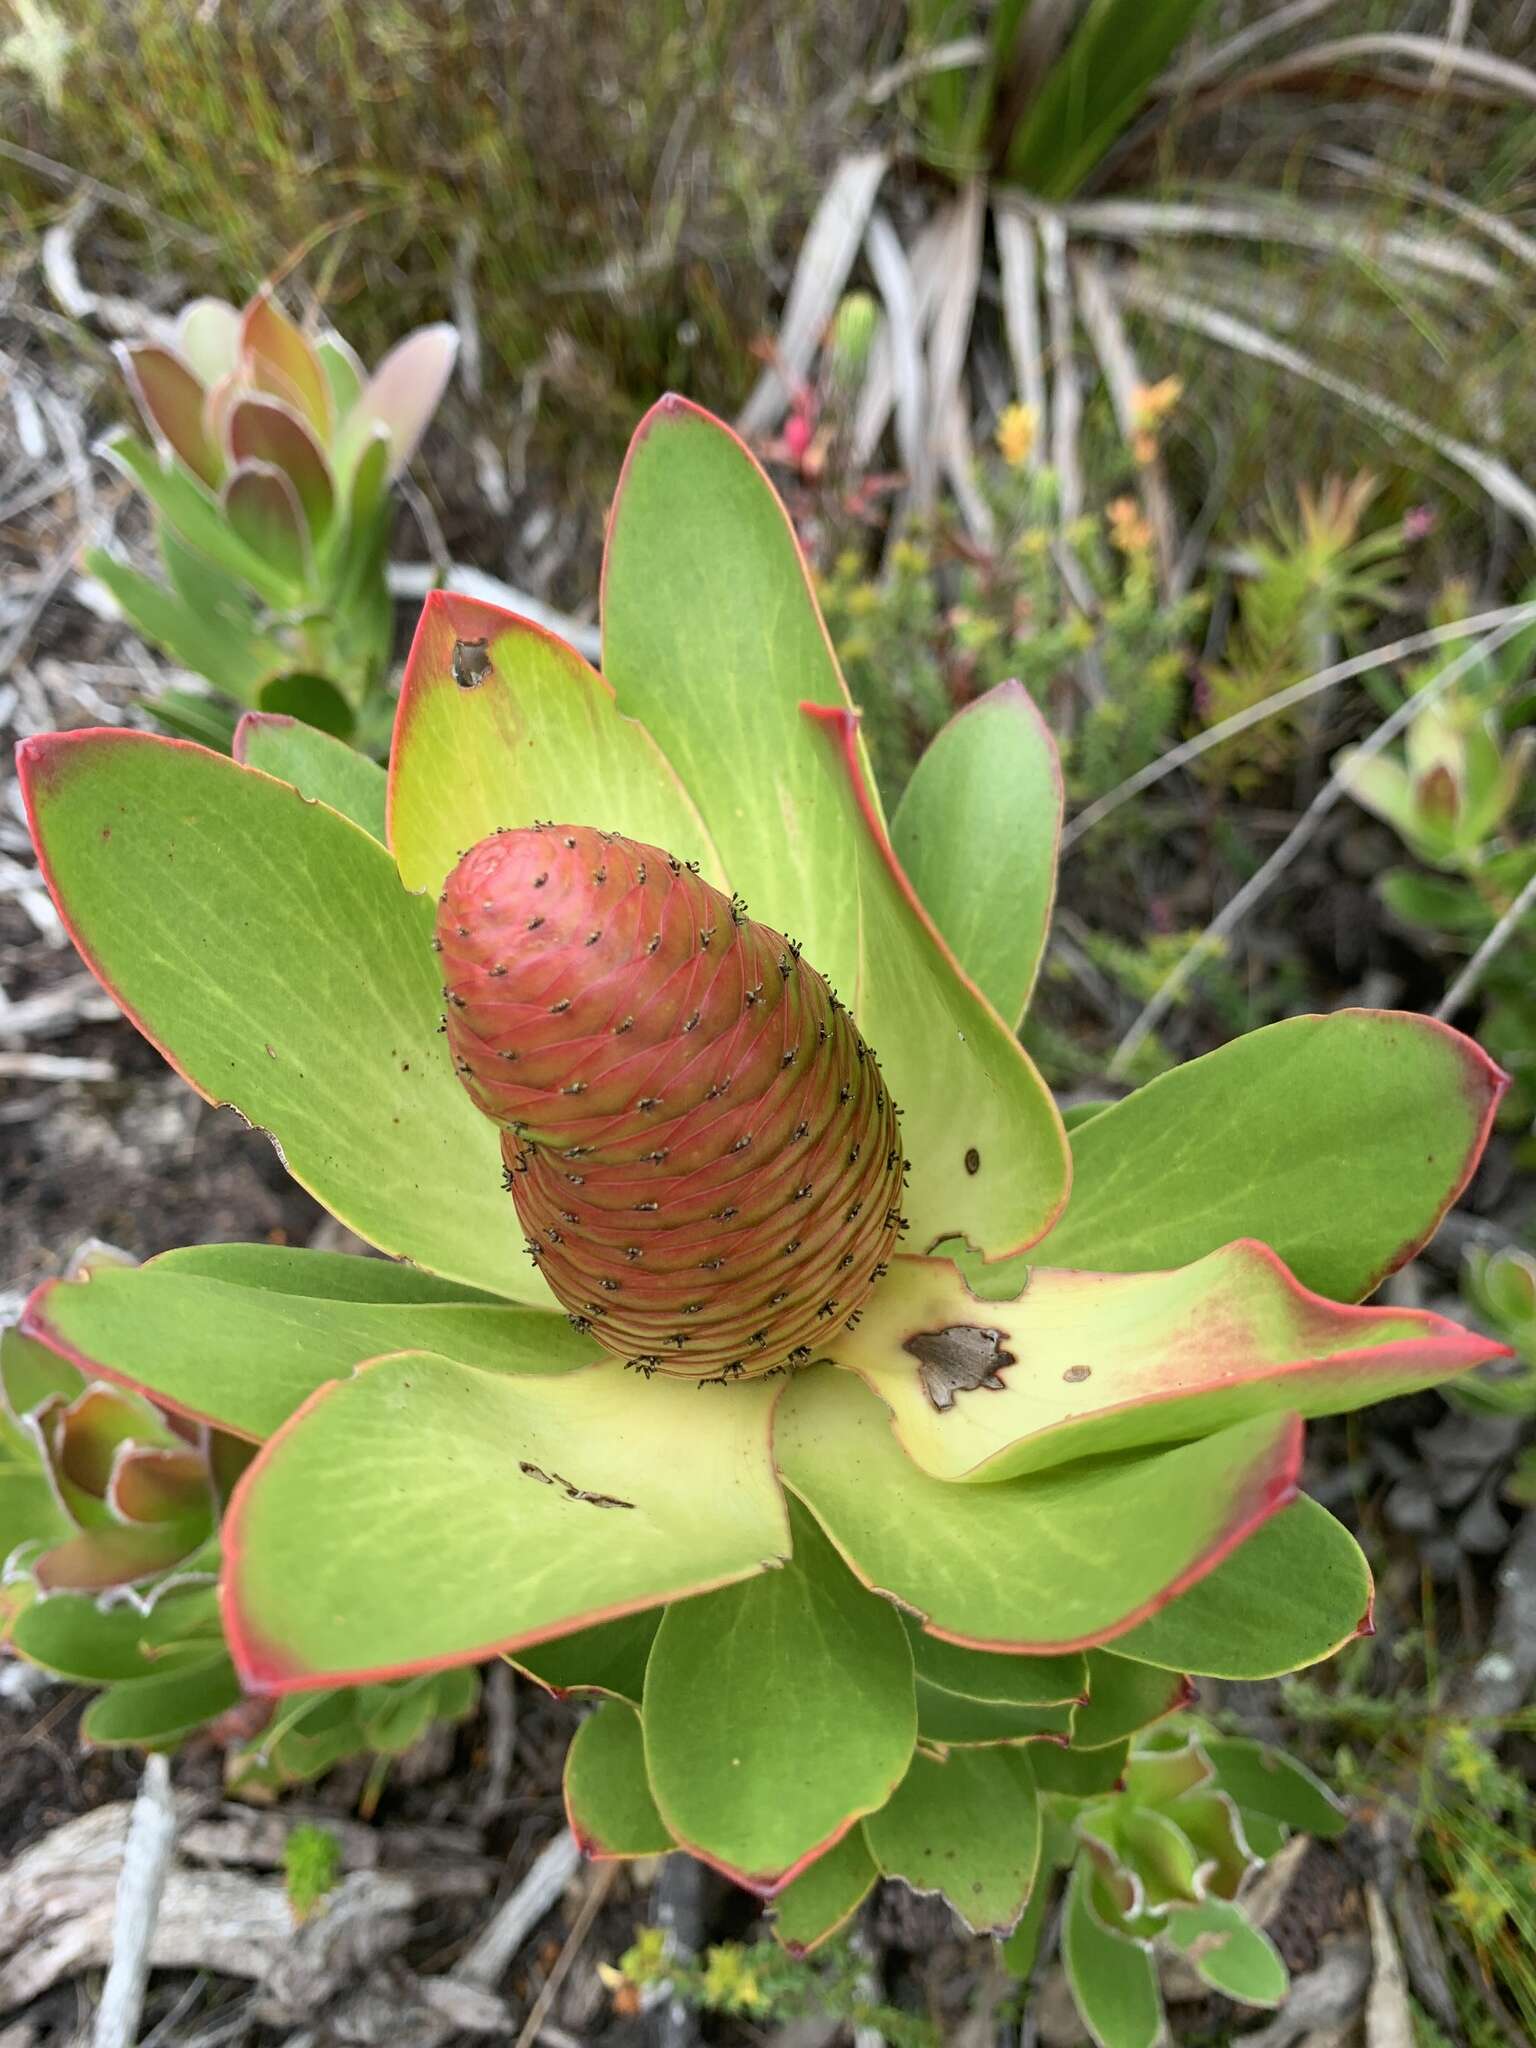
16 398 1510 1914
88 287 458 744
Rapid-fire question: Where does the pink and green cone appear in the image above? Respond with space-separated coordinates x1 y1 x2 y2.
438 823 905 1379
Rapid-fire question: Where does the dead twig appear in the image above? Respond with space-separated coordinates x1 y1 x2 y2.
1364 1884 1414 2048
852 214 946 475
1435 869 1536 1024
1070 252 1179 592
1449 1511 1536 1724
0 137 220 250
1239 1938 1372 2048
1234 33 1536 108
0 1051 117 1082
474 1662 518 1826
993 204 1048 466
927 183 989 545
1114 270 1536 539
862 210 932 513
0 974 121 1041
1107 615 1533 1076
1163 0 1350 91
737 151 889 438
1062 600 1536 848
40 197 171 339
511 1863 617 2048
860 37 986 107
92 1756 176 2048
1054 197 1504 291
455 1829 581 1990
1039 212 1082 526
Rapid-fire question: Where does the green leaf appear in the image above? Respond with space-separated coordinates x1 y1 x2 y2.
18 731 550 1304
1109 1495 1372 1679
1071 1656 1189 1750
317 335 365 419
1061 1862 1162 2048
389 591 721 897
160 525 261 638
775 1368 1301 1652
1004 0 1219 197
224 1353 788 1689
863 1746 1040 1935
81 1654 244 1747
840 1244 1494 1483
118 341 223 487
915 1679 1074 1747
565 1700 675 1858
26 1258 594 1442
810 703 1068 1255
100 431 302 610
87 551 284 705
1200 1737 1349 1839
1037 1011 1505 1302
149 689 241 751
2 1320 84 1425
227 397 335 541
903 1622 1087 1707
8 1585 221 1682
1163 1898 1288 2006
1379 868 1489 935
354 1675 445 1752
602 399 862 1004
257 672 357 737
0 1469 70 1559
1080 1802 1203 1915
149 1244 502 1302
642 1497 915 1890
770 1829 879 1956
999 1862 1059 1980
1031 1741 1131 1799
1061 1099 1117 1131
891 682 1062 1027
601 398 1069 1258
233 713 388 840
510 1608 661 1706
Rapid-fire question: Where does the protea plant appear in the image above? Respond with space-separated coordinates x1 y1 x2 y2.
14 400 1509 1973
89 287 457 748
1004 1722 1349 2042
1 1308 478 1782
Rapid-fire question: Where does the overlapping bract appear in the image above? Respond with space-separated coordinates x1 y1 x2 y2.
439 824 904 1378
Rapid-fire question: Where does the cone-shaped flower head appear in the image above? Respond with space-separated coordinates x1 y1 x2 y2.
437 825 906 1380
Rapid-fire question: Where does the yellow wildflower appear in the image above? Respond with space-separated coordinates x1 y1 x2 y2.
1107 496 1153 556
1130 375 1183 432
995 402 1038 467
701 1944 767 2013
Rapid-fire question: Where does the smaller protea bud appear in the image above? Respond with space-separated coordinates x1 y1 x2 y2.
0 1326 231 1593
437 826 905 1381
827 290 878 386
